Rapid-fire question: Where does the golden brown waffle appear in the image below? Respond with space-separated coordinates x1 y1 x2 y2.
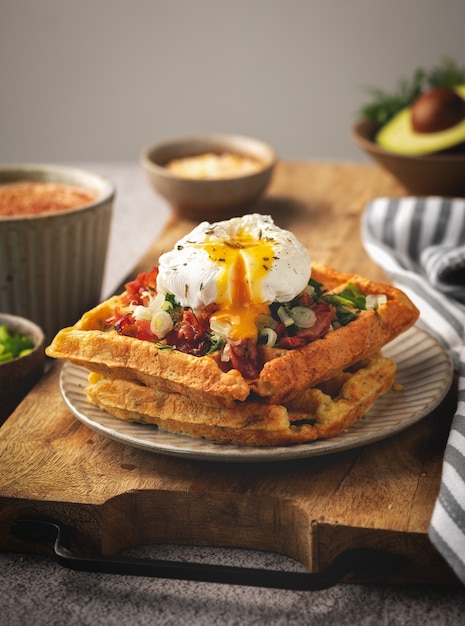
46 262 418 408
85 353 397 446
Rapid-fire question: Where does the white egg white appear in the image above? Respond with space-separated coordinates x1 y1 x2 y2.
156 214 311 311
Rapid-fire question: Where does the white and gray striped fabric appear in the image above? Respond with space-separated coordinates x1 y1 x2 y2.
362 196 465 586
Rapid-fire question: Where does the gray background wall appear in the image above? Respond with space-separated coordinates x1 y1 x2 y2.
2 0 464 164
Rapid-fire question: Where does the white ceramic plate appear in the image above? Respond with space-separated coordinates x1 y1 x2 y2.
60 326 454 463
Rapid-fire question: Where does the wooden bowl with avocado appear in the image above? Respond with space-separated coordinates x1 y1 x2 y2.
352 59 465 197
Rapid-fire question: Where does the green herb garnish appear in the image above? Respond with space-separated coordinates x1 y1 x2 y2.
163 292 183 324
427 57 465 89
164 293 179 308
359 68 425 126
330 283 367 310
206 335 224 355
153 342 175 350
308 279 366 326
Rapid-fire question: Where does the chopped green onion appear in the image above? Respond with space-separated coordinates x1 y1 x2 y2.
290 306 316 328
331 283 367 310
277 306 295 327
366 294 388 310
259 327 278 347
133 304 152 321
210 318 234 338
255 313 277 331
149 292 166 311
0 324 34 363
307 278 367 327
150 310 174 338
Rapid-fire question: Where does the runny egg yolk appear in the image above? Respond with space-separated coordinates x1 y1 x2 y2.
200 231 275 342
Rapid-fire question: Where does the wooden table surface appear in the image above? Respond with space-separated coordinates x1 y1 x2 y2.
0 161 459 587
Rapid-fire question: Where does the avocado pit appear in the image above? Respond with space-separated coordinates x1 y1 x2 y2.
411 87 465 134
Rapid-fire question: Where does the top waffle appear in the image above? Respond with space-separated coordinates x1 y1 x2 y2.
46 262 418 407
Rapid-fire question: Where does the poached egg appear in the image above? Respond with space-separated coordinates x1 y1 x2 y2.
155 214 311 343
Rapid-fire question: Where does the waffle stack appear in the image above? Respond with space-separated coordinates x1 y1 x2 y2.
47 263 418 446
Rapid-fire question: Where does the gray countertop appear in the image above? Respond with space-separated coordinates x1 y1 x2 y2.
2 544 465 626
1 162 464 625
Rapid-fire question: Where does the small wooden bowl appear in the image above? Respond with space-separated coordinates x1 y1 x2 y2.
352 119 465 197
141 133 277 221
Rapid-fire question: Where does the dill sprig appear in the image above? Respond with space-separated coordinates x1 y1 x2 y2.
427 57 465 89
359 69 425 126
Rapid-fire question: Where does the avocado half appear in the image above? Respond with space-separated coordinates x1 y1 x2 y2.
376 85 465 155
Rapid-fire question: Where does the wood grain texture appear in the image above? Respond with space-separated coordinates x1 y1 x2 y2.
0 162 459 585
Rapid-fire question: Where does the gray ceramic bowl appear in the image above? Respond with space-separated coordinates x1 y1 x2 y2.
352 119 465 197
0 164 115 344
141 133 277 221
0 313 45 424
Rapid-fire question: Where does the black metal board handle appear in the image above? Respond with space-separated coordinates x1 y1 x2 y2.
11 518 409 591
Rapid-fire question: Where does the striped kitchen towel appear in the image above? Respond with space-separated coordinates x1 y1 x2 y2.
362 196 465 586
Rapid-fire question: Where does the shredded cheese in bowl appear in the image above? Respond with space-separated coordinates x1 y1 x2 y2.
165 152 263 180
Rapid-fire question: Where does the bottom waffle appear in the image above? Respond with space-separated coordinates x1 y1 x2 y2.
85 353 397 447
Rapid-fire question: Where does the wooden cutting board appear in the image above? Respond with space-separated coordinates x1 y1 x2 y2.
0 162 459 586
